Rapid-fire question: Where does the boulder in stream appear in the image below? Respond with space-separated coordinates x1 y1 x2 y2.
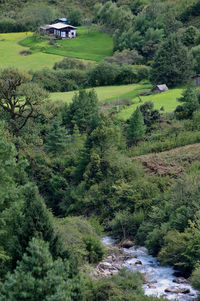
119 239 134 248
173 277 189 284
165 287 190 294
135 260 142 265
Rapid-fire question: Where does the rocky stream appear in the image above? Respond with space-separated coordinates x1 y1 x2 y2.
94 237 199 300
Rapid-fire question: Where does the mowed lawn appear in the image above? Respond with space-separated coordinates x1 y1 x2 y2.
20 27 113 62
50 84 140 103
117 88 183 120
0 32 62 71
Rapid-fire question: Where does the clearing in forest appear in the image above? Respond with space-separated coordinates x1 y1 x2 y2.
132 143 200 177
50 84 142 103
20 26 113 62
117 88 183 120
0 32 62 71
51 84 183 120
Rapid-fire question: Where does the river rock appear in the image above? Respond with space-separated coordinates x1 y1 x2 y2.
99 262 112 269
173 277 189 284
148 284 156 289
135 260 142 265
119 239 134 248
165 288 190 294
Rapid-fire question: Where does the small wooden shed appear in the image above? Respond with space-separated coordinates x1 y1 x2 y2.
192 74 200 87
152 84 168 93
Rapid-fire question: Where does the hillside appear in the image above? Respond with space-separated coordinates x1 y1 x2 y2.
1 0 200 300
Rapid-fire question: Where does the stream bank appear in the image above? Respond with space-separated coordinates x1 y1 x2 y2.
97 237 199 301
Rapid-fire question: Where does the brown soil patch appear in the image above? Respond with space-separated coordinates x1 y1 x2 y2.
132 143 200 177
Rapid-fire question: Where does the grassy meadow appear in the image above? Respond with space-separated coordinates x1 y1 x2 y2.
0 32 62 71
50 84 140 103
117 88 183 120
20 27 113 62
50 84 183 120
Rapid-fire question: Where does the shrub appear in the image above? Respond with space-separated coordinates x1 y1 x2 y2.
54 57 90 70
83 234 105 263
110 210 144 241
55 216 104 264
191 267 200 290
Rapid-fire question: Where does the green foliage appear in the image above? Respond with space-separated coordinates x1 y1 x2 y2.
85 268 163 301
191 267 200 290
158 223 200 274
62 89 99 133
68 7 83 26
55 216 104 264
127 107 146 145
111 209 144 240
83 235 104 263
53 57 89 70
0 68 48 132
190 45 200 73
12 183 72 267
181 26 199 47
0 238 83 301
175 86 200 119
139 101 160 129
150 34 191 87
19 3 58 30
45 119 66 154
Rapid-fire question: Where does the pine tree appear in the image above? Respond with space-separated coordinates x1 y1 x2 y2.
62 90 99 133
12 183 74 269
45 119 66 154
127 107 146 145
0 238 83 301
150 34 191 87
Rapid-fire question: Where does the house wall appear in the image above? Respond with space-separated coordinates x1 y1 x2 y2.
68 30 76 38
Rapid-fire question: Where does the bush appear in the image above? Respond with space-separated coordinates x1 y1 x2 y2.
55 216 104 264
83 234 105 263
85 268 163 301
191 267 200 290
137 66 150 82
32 68 87 92
110 210 144 241
0 18 26 33
54 57 90 70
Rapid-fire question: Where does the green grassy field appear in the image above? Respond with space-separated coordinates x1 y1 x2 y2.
20 27 113 62
0 32 62 71
117 88 183 120
50 84 140 103
51 85 183 120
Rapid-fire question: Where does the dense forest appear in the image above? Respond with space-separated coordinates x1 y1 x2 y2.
1 0 200 300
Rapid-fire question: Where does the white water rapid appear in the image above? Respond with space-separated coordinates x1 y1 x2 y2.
102 236 199 300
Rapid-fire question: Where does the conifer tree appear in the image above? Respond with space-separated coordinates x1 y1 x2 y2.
150 34 191 87
45 119 66 154
62 90 99 133
127 107 146 145
0 238 83 301
12 184 74 270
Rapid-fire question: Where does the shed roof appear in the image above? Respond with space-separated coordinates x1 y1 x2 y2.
50 22 77 30
156 84 168 91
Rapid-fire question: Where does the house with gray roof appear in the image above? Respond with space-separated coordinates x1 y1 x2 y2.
40 20 77 39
